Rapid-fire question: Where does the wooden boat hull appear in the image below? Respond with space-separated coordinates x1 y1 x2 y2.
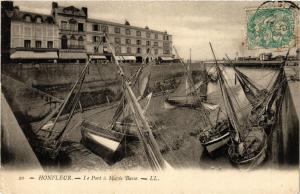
199 121 230 155
164 96 200 109
201 132 230 154
227 128 267 169
81 121 124 160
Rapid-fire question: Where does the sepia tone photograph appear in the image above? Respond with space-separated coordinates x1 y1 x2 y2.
1 0 299 193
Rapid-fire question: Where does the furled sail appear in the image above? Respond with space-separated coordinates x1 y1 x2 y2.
106 33 168 170
107 63 152 130
234 68 267 107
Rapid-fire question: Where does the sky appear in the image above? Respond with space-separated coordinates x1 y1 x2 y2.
13 1 299 60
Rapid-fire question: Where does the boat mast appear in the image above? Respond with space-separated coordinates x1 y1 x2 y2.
104 33 166 170
209 42 241 142
173 46 213 127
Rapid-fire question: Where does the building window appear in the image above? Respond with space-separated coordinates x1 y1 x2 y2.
154 42 158 46
163 42 169 47
146 41 150 46
164 49 170 54
78 36 84 49
78 23 84 32
137 47 141 54
61 21 67 30
102 25 108 32
136 31 141 36
61 35 68 49
136 40 141 45
154 49 158 55
93 24 99 31
47 41 53 48
115 46 121 54
146 32 150 38
24 40 31 48
147 48 151 54
36 17 42 23
164 35 169 40
125 29 131 35
93 36 100 43
127 47 131 54
35 40 42 48
114 27 120 34
102 36 106 43
115 37 121 44
25 16 31 22
126 39 131 45
94 46 99 53
70 23 76 31
70 35 76 48
155 34 158 39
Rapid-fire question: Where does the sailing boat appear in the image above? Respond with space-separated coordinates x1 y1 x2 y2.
209 43 267 168
30 62 89 159
247 51 289 135
198 105 230 155
81 62 153 155
164 47 206 109
82 33 170 170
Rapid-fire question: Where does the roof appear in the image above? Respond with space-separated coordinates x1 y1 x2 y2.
11 10 55 24
87 18 170 35
55 6 86 17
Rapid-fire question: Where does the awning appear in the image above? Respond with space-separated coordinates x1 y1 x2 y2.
115 56 124 61
10 51 58 59
122 56 136 61
59 52 87 59
160 57 173 61
90 55 107 59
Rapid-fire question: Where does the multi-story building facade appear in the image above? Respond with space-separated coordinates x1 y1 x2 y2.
6 2 173 64
51 2 88 63
9 6 59 63
86 19 173 63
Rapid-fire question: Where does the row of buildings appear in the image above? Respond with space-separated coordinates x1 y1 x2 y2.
1 2 174 64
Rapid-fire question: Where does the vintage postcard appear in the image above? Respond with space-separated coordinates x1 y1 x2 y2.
1 0 299 193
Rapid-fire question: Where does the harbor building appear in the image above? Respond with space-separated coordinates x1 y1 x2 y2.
4 2 173 64
9 6 59 63
51 2 88 63
86 19 173 63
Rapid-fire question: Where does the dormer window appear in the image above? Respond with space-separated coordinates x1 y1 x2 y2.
36 17 42 23
25 16 31 22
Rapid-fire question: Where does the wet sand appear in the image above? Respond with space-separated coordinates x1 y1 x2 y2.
53 93 235 171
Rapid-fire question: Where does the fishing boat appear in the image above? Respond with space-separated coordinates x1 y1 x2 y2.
82 33 170 170
30 61 89 159
243 51 289 135
80 63 153 159
198 83 230 155
199 119 230 155
209 43 267 168
164 47 206 109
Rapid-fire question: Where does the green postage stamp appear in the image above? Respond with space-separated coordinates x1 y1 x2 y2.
247 8 296 49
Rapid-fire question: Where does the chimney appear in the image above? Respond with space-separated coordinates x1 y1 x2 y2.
2 1 14 11
82 7 88 18
52 2 58 9
13 6 20 15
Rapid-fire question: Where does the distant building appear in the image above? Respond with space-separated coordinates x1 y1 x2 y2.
3 2 173 64
259 53 272 61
